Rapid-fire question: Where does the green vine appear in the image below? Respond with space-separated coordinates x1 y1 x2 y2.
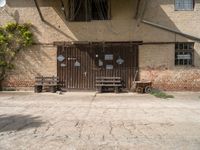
0 22 33 90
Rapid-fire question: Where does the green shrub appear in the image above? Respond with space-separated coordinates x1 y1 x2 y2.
0 22 33 90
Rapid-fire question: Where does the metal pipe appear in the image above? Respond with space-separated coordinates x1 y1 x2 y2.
60 0 68 20
135 0 148 20
135 0 141 19
142 19 200 41
33 0 44 21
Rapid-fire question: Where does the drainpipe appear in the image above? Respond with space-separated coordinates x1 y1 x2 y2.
60 0 68 20
136 0 200 42
142 19 200 42
136 0 148 23
33 0 44 22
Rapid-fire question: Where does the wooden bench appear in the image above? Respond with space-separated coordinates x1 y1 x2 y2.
34 76 59 93
96 77 123 93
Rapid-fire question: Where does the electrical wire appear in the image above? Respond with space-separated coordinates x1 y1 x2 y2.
94 0 107 20
60 0 67 20
73 0 83 20
69 0 83 20
99 0 108 19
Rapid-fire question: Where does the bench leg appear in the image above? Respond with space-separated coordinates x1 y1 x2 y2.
97 87 102 93
50 86 57 93
34 85 42 93
115 87 119 93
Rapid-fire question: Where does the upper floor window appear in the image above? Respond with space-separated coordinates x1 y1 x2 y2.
175 0 194 11
69 0 110 21
92 0 109 20
175 43 194 66
69 0 88 21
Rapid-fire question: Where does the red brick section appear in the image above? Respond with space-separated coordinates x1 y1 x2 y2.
3 80 35 88
2 68 200 91
140 68 200 91
153 83 200 91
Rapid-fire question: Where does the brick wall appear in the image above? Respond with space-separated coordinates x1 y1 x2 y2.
139 43 200 91
2 45 57 89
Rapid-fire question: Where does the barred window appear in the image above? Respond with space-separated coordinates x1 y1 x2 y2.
175 43 194 66
69 0 89 21
175 0 194 10
92 0 109 20
69 0 110 21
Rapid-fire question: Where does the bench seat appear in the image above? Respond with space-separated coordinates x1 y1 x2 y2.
96 77 123 93
34 76 59 93
96 84 122 87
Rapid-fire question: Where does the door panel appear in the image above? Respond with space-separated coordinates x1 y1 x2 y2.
57 43 138 90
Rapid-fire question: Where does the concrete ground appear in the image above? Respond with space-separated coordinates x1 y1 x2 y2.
0 92 200 150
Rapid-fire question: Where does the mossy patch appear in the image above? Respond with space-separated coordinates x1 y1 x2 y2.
150 89 174 99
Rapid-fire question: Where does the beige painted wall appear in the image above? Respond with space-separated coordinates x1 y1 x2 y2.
0 0 200 90
3 45 57 89
2 0 200 43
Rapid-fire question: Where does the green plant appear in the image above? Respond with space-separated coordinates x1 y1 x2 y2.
150 89 174 99
0 22 33 90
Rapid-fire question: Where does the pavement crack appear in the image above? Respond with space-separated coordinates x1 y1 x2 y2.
75 121 80 127
87 135 90 140
102 135 105 141
121 122 134 136
109 122 117 140
33 128 38 134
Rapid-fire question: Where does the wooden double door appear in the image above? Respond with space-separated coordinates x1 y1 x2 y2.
57 43 139 90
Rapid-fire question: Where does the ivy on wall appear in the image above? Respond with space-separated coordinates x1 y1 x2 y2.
0 22 33 90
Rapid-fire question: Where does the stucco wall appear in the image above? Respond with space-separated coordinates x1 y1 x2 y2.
1 0 192 43
2 45 57 90
0 0 200 90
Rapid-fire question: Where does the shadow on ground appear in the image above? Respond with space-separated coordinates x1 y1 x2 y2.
0 114 44 132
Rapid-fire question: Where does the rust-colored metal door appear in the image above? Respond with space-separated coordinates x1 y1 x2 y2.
57 43 138 90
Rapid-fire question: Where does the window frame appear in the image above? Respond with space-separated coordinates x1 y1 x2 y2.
174 0 195 11
175 42 194 66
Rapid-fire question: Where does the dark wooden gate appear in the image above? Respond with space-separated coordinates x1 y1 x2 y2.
57 42 139 90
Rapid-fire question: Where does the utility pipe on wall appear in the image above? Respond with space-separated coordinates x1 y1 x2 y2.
33 0 44 21
142 19 200 42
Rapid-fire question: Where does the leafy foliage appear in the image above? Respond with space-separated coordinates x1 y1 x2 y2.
0 23 33 90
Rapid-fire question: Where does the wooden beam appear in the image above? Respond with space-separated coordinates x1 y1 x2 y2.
33 0 44 21
142 42 176 45
53 41 143 47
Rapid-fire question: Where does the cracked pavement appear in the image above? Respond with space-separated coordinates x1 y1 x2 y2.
0 92 200 150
